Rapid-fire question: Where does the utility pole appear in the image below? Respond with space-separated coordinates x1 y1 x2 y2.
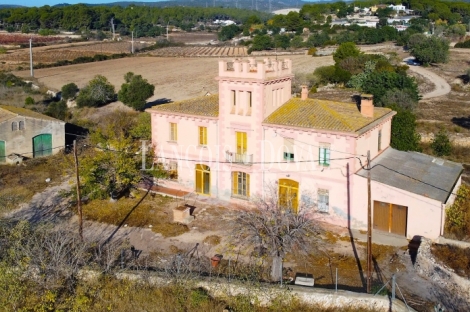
131 31 134 54
367 150 372 293
29 38 33 77
73 140 83 241
166 22 169 41
110 17 115 40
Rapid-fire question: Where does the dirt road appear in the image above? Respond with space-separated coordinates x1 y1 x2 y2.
403 57 451 99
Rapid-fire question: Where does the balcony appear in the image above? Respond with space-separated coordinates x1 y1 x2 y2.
225 151 253 165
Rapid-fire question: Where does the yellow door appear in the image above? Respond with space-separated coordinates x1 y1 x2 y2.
195 164 210 195
279 179 299 213
236 132 247 154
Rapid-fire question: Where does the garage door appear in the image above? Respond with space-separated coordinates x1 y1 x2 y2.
0 141 5 163
373 201 407 236
33 134 52 158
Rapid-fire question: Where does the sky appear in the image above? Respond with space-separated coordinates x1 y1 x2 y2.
6 0 166 8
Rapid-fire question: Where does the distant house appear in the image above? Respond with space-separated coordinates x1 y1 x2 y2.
389 4 406 12
0 105 65 163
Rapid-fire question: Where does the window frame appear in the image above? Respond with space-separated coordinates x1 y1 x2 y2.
318 189 329 213
378 129 382 151
19 121 24 130
11 121 18 131
198 126 207 146
319 144 330 166
232 171 250 198
169 122 177 142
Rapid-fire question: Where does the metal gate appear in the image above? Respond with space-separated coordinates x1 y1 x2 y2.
373 201 407 236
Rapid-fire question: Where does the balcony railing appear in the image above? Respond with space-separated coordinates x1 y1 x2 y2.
225 151 253 165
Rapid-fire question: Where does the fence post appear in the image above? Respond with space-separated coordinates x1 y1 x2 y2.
392 274 396 300
228 258 231 283
335 268 338 292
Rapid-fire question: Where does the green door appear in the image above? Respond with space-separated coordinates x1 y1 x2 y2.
33 134 52 158
0 141 5 163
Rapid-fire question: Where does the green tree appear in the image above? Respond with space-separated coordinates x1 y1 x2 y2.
129 112 151 140
218 24 240 41
290 35 304 48
361 71 419 106
388 104 421 152
46 100 69 121
249 34 273 53
76 75 115 108
118 72 155 111
273 34 290 50
333 42 361 64
431 129 452 156
408 34 450 65
81 111 143 199
61 82 78 101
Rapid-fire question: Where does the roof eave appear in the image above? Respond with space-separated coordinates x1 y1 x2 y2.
355 111 396 136
262 122 360 137
146 109 219 120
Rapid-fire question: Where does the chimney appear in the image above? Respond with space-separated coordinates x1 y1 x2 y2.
360 94 374 118
301 85 308 100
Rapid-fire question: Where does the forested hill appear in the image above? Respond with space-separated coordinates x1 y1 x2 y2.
101 0 304 11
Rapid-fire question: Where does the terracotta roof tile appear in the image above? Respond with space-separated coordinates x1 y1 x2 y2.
148 94 219 117
263 98 393 133
0 105 63 123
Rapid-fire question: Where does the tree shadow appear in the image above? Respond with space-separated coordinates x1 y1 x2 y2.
346 163 366 291
451 116 470 130
407 235 422 266
144 98 172 109
100 182 152 248
457 74 469 84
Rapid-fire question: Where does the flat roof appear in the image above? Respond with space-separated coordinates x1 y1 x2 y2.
356 148 463 203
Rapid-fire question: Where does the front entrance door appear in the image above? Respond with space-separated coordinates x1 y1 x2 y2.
373 200 408 236
33 134 52 158
195 164 210 195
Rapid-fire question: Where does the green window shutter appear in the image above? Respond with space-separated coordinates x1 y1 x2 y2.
0 141 5 163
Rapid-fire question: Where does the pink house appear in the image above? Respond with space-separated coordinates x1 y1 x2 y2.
148 58 462 240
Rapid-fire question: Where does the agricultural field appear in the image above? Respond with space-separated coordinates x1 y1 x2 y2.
147 46 248 57
13 55 334 102
0 32 67 45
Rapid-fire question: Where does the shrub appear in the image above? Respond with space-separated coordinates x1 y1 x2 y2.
25 96 34 105
445 184 470 240
431 129 452 156
307 47 317 55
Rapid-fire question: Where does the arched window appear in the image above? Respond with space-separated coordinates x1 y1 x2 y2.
11 122 18 131
19 121 25 130
195 164 210 195
232 172 250 198
279 179 299 213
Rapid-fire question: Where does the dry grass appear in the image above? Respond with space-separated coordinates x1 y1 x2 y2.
81 192 189 237
420 142 470 164
0 153 72 214
431 244 470 278
203 235 221 246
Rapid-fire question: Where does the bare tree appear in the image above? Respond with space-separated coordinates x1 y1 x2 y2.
231 185 320 282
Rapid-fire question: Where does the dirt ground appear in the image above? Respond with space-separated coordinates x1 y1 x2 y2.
13 55 334 102
4 179 462 312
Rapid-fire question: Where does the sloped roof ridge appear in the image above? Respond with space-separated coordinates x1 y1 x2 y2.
318 100 355 132
0 104 62 122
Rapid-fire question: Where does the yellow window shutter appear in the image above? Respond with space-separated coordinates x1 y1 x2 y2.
247 174 250 197
232 172 237 194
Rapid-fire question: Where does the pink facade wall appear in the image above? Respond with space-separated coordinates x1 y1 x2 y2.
149 57 459 240
351 175 446 239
